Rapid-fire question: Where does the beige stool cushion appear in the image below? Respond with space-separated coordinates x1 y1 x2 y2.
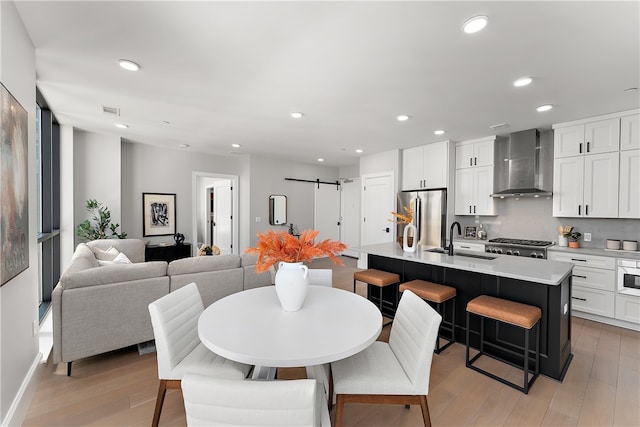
399 280 456 304
467 295 541 329
353 269 399 287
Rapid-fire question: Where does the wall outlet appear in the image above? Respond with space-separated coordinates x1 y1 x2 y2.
584 232 592 242
32 320 38 337
255 217 261 223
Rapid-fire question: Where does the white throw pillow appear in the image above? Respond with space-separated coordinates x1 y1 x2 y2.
112 252 132 264
97 252 131 266
94 246 120 261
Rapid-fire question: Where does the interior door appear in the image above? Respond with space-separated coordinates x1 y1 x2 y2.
314 184 341 243
213 183 233 254
361 173 394 246
340 178 361 258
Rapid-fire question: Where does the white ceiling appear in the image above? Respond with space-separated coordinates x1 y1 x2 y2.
14 1 640 167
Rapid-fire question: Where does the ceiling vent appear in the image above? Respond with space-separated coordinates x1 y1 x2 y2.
102 106 120 116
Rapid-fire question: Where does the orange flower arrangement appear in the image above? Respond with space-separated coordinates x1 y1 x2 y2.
245 229 347 273
389 201 414 224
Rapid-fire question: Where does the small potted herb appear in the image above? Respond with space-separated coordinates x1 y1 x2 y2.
562 227 582 248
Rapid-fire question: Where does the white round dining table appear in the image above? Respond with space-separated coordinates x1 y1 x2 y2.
198 285 382 380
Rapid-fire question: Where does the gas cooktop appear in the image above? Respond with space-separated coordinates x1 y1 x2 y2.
488 238 553 247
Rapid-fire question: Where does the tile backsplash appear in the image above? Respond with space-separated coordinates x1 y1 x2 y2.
455 197 640 249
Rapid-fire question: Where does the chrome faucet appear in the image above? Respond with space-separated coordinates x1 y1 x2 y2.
449 221 461 255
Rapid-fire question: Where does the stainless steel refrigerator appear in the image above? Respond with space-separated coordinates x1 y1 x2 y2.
397 189 447 250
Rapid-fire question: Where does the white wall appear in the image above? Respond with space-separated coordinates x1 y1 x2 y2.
121 142 244 247
59 125 74 270
359 149 400 192
72 130 121 246
0 2 39 424
247 156 340 245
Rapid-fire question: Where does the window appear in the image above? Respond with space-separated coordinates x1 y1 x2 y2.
36 89 60 321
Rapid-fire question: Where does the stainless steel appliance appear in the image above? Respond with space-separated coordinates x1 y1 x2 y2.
491 129 553 198
398 189 447 250
485 238 553 258
618 259 640 296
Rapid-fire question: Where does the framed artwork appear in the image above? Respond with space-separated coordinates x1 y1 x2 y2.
143 193 176 237
1 83 29 286
464 226 478 240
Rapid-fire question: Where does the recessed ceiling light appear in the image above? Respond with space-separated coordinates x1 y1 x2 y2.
290 112 304 119
317 158 324 162
463 15 488 34
434 130 445 135
232 143 241 148
114 123 128 129
536 104 553 112
355 149 364 153
513 77 533 87
489 123 508 129
178 144 190 148
624 87 638 93
397 115 410 122
118 59 140 71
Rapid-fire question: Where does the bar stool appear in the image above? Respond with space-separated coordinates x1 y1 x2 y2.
465 295 541 394
353 269 400 325
399 279 456 353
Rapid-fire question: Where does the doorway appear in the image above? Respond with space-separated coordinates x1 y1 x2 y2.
340 178 361 258
192 172 239 255
361 172 395 246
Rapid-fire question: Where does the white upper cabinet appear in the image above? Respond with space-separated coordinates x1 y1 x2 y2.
620 113 640 151
554 118 620 158
619 149 640 218
553 109 638 218
454 136 496 216
401 140 449 190
455 137 494 169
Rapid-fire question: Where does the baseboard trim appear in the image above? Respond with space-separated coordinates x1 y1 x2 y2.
573 311 640 332
2 352 43 427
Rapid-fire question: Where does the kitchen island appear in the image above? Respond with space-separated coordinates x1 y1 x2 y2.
357 243 574 381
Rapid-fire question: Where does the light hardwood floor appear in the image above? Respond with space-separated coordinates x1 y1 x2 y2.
23 256 640 426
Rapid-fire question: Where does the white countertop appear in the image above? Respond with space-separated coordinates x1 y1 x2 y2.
548 245 640 261
357 243 573 286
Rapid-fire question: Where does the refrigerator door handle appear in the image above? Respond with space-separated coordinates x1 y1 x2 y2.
414 195 422 244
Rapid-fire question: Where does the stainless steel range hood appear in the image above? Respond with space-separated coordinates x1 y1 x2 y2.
491 129 553 198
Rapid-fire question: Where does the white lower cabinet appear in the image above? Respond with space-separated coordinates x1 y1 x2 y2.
549 252 616 318
572 286 615 317
615 294 640 324
453 241 485 252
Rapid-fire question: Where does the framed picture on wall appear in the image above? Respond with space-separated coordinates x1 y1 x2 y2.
142 193 176 237
463 226 478 240
1 83 29 286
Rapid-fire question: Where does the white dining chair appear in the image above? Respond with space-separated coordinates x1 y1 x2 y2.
181 374 331 427
330 289 442 427
148 282 252 427
308 268 333 287
305 268 333 396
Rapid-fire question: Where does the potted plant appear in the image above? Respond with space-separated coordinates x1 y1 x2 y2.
245 229 346 311
76 199 127 241
562 227 582 248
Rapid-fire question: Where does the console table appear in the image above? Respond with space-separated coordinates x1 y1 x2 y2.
145 243 191 262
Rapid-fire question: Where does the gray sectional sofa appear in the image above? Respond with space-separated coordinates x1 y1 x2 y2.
52 239 272 375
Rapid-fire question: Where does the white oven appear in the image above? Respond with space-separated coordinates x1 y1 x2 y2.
618 259 640 296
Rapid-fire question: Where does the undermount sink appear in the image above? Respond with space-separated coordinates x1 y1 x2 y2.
454 252 497 260
426 247 497 260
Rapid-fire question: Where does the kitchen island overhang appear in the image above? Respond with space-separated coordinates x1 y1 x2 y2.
357 243 574 382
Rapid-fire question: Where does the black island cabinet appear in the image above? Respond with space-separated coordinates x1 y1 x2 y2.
368 253 573 382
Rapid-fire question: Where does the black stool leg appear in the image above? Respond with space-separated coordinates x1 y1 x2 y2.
435 302 442 353
524 327 530 394
465 311 470 366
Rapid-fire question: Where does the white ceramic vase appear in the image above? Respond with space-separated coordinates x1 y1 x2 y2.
403 223 417 252
275 261 309 312
558 235 568 247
